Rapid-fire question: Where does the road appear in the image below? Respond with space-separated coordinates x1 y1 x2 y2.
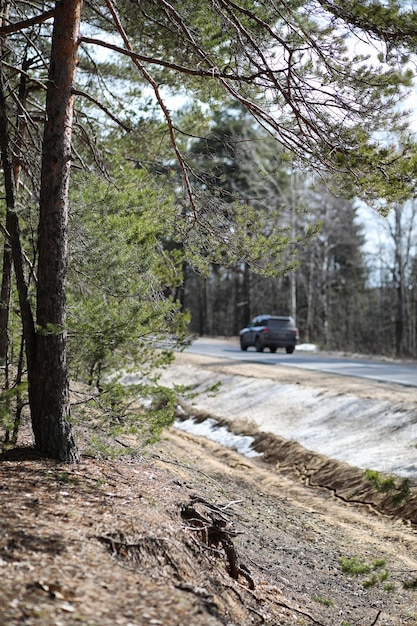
185 337 417 387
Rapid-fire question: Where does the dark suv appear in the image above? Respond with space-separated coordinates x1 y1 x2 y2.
239 315 299 354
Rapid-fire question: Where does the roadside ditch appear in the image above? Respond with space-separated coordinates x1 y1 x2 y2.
157 351 417 526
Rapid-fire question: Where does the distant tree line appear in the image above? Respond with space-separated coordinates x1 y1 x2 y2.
181 111 417 358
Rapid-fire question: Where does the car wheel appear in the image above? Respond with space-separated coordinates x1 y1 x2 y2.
286 345 295 354
240 337 248 351
255 337 264 352
270 347 277 353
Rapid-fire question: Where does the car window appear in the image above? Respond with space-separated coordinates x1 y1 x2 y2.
252 318 264 325
268 319 293 329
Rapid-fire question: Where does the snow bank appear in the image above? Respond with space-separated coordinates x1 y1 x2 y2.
159 363 417 479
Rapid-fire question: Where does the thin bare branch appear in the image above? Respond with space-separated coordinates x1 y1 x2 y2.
1 61 48 92
103 0 198 220
0 8 55 35
72 88 132 132
79 35 277 83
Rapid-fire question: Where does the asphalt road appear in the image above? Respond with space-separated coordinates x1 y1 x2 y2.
185 337 417 388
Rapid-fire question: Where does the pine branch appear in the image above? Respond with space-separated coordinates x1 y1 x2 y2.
0 8 55 35
103 0 198 220
79 35 274 83
72 88 132 132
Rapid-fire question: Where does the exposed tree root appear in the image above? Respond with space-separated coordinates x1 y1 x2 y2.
180 495 255 590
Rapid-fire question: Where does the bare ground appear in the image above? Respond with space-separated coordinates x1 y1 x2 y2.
2 351 417 625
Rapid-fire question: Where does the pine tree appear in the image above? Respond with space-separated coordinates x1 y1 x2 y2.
1 0 417 459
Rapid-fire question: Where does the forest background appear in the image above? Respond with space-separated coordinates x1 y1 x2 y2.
1 0 417 461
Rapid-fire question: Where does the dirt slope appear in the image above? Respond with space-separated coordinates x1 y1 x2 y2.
2 352 417 625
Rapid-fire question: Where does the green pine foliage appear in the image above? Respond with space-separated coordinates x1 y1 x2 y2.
79 0 417 205
67 162 189 447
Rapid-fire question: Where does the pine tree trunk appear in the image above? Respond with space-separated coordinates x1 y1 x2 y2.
0 41 32 366
0 0 12 365
30 0 82 462
0 243 12 363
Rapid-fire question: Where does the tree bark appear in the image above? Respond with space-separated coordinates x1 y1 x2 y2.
0 41 32 366
0 241 12 364
394 206 404 356
30 0 82 462
0 64 37 374
0 0 12 365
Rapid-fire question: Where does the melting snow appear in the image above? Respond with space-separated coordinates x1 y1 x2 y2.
175 416 262 458
159 364 417 479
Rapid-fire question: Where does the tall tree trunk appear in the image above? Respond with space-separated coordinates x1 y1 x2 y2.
0 41 31 366
0 0 12 365
305 253 314 344
198 277 208 335
0 242 12 364
30 0 82 462
0 56 37 382
394 206 404 356
242 262 251 325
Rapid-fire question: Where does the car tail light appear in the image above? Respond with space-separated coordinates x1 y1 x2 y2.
295 328 299 339
261 328 269 333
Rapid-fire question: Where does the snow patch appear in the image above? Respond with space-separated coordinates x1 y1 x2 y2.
159 363 417 479
175 416 262 458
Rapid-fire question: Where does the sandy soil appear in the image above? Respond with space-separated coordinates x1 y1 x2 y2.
2 351 417 625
